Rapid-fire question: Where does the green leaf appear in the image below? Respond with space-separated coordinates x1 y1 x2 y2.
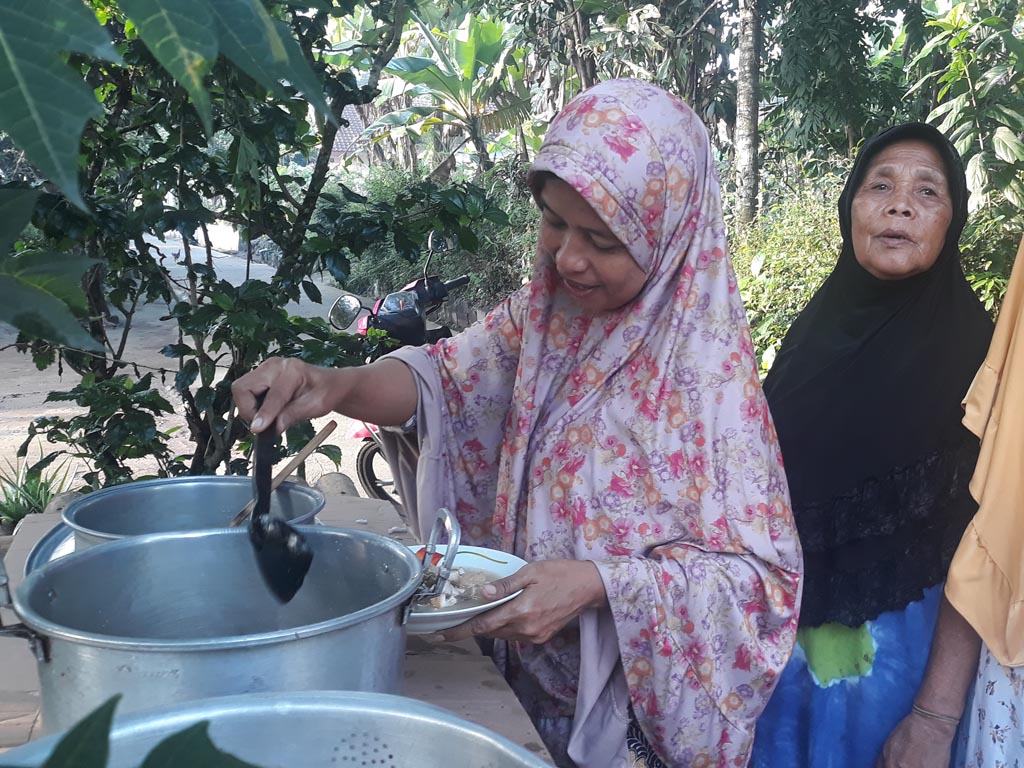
0 254 100 350
994 105 1024 131
140 720 261 768
1004 178 1024 209
992 126 1024 163
194 386 215 413
316 444 342 466
0 188 40 254
39 695 119 768
301 280 322 303
206 0 332 122
160 343 193 358
119 0 217 134
385 57 462 101
175 359 199 391
365 106 436 132
966 153 987 196
0 0 120 209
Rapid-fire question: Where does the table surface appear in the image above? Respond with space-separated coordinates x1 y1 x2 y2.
0 492 552 763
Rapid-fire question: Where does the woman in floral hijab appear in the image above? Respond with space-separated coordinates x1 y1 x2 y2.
234 79 802 767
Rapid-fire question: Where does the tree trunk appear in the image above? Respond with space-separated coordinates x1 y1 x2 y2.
734 0 761 227
469 121 494 172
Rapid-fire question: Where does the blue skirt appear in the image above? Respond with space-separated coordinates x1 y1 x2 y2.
750 585 943 768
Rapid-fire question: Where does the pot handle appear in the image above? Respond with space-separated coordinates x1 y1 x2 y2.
405 508 462 624
0 547 50 662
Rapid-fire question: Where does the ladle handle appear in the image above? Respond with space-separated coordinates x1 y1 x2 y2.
228 420 338 528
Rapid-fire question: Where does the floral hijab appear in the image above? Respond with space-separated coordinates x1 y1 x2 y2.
385 79 802 766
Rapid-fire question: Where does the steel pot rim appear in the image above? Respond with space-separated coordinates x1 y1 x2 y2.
10 527 422 653
60 476 325 543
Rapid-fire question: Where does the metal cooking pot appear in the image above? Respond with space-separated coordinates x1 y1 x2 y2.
0 691 551 767
62 476 324 549
0 525 423 734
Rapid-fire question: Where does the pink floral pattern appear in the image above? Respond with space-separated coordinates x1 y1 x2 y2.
392 79 801 766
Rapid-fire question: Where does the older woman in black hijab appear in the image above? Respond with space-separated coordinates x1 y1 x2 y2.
750 124 993 767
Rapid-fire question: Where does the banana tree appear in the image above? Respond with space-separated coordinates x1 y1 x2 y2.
368 13 533 173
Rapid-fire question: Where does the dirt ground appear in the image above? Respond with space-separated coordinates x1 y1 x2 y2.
0 244 367 497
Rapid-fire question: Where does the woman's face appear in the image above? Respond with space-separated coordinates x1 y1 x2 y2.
537 176 647 313
850 140 953 280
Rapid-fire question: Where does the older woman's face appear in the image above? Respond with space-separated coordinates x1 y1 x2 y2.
851 140 953 280
538 176 647 313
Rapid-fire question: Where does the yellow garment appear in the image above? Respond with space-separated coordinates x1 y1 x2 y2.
946 236 1024 668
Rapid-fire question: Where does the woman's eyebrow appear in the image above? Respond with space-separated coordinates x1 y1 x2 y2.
868 163 946 184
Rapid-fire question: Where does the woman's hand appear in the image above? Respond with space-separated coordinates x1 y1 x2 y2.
232 357 347 434
876 711 957 768
233 357 417 434
436 559 608 645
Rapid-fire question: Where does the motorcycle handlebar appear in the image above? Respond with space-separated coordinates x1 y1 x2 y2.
443 275 470 292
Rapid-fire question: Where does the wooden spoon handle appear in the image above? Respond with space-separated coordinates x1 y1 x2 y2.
228 419 338 528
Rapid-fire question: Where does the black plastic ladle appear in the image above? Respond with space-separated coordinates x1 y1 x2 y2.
249 416 313 603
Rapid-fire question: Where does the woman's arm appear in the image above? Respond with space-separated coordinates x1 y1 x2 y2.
878 594 981 767
232 357 417 434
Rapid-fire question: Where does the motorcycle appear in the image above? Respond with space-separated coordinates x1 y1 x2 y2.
328 233 469 507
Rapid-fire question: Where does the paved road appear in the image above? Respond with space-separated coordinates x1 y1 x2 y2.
0 239 368 491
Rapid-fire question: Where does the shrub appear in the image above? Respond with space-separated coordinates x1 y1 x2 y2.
341 161 536 312
730 177 843 372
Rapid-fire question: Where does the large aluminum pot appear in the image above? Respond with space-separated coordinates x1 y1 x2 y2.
1 691 551 767
62 476 324 549
0 527 421 734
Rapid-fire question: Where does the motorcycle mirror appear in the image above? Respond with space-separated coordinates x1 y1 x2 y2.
423 230 450 280
427 230 449 254
328 294 364 330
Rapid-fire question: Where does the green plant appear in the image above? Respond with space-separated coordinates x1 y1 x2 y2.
369 12 533 173
911 2 1024 211
3 0 472 486
730 176 844 372
340 160 529 311
961 198 1021 313
0 448 72 530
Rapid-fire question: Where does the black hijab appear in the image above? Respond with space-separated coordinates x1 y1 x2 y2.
764 123 994 627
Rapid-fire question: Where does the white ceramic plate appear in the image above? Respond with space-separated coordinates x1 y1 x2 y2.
407 545 527 635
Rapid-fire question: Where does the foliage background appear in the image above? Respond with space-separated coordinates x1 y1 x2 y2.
0 0 1021 487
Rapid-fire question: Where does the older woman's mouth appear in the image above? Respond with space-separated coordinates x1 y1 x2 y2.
877 229 914 246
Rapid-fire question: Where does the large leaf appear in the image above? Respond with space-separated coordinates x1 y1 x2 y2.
0 188 40 254
478 93 533 135
452 16 479 82
966 152 987 197
119 0 218 134
385 57 463 104
365 105 436 132
0 0 120 209
37 695 118 768
0 188 99 349
0 255 101 350
140 721 260 768
206 0 331 121
992 126 1024 163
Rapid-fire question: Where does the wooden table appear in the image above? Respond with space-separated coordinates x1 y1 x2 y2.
0 494 552 763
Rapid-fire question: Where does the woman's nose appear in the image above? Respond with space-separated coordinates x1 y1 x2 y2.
555 231 588 274
886 185 914 217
